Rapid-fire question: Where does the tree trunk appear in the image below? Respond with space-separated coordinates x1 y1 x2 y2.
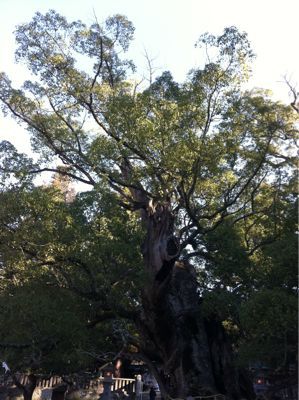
139 203 255 399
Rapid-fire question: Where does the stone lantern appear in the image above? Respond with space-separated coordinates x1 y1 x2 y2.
99 365 114 400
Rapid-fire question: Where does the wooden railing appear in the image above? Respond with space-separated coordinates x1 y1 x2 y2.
0 374 136 393
37 377 63 388
0 375 227 399
111 377 136 393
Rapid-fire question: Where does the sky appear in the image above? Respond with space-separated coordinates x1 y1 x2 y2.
0 0 298 154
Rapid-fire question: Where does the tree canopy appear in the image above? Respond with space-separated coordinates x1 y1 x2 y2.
0 9 297 399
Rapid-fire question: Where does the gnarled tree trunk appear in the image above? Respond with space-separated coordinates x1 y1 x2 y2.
138 203 254 399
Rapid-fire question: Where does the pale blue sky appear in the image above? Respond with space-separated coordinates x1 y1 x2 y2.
0 0 298 153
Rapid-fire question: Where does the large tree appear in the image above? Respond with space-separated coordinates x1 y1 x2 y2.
0 10 297 399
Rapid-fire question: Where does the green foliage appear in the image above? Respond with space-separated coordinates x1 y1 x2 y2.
239 288 297 368
199 182 298 368
0 284 90 373
0 10 297 375
0 184 143 372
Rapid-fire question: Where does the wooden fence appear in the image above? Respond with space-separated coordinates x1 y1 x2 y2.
0 374 136 393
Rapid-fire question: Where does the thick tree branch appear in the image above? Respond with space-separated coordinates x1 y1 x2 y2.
284 77 299 113
1 99 97 186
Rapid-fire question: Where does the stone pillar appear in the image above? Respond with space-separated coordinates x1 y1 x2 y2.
136 375 143 400
99 376 113 400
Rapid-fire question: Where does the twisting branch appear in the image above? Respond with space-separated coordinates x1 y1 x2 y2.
91 38 104 91
28 167 94 185
246 235 280 256
47 97 83 155
284 76 299 113
1 238 100 299
0 98 97 186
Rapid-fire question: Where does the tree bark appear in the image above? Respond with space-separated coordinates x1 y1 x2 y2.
138 203 255 399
